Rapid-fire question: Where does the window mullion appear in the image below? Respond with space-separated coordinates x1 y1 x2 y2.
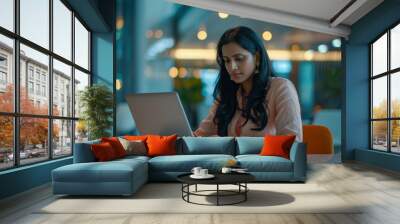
49 0 53 160
14 0 21 166
71 11 76 154
388 30 391 152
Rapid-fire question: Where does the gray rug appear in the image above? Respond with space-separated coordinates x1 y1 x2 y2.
38 183 362 214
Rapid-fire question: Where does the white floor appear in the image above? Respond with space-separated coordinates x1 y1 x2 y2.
1 154 400 224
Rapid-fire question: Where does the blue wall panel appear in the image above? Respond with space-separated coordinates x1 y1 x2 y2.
345 0 400 170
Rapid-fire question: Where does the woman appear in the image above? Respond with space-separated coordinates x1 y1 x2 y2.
193 26 302 141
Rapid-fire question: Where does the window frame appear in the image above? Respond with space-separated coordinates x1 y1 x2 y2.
0 0 92 171
369 20 400 154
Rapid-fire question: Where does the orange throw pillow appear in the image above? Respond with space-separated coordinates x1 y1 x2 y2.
91 142 117 161
124 135 148 141
146 134 177 157
260 135 296 159
101 137 127 158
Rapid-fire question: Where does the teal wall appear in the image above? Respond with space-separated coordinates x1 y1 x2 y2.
345 0 400 171
0 1 115 200
0 158 72 199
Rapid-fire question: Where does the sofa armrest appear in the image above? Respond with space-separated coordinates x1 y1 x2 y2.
73 140 100 163
289 142 307 181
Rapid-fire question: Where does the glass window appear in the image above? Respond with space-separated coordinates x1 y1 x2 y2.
20 44 49 115
28 81 34 93
36 83 40 95
74 69 89 118
0 0 14 32
53 0 72 60
0 0 92 170
29 67 34 79
0 71 7 85
53 119 72 158
371 23 400 154
0 34 14 113
391 120 400 153
75 120 88 143
20 0 49 49
391 24 400 70
391 72 400 118
0 55 7 67
372 121 388 151
372 77 387 119
74 17 89 70
0 116 14 170
53 59 71 116
42 85 46 96
372 33 387 76
19 117 49 165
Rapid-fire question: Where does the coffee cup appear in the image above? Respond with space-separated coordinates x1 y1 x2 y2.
199 169 208 176
191 167 202 176
221 167 232 173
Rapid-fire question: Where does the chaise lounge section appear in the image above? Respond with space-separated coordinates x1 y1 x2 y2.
52 137 307 196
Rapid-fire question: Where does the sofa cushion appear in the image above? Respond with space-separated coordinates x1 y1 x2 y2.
236 155 293 172
118 138 147 156
91 142 118 161
52 158 147 183
260 135 296 159
148 154 235 172
179 137 235 155
147 134 177 157
73 139 100 163
101 137 127 158
235 137 263 155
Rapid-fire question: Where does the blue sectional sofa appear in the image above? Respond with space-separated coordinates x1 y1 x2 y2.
52 137 307 196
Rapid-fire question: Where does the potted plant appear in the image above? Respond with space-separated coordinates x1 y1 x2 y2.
79 84 113 140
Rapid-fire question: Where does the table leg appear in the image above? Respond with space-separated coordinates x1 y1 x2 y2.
195 184 197 192
245 183 247 201
217 184 219 206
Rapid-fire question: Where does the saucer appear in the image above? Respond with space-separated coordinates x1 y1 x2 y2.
190 174 215 179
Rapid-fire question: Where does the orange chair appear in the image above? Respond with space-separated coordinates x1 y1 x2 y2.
302 125 334 154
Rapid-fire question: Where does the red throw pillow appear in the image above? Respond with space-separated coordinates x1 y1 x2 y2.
260 135 296 159
101 137 127 158
91 142 117 161
146 134 177 157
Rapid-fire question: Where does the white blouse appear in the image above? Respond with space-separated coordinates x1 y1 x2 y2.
194 77 303 142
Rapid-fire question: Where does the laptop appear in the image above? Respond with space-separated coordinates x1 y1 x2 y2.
125 92 194 137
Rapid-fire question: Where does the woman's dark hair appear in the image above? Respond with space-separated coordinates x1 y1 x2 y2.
213 26 273 136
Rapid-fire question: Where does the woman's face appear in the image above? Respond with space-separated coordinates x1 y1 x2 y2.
221 42 257 84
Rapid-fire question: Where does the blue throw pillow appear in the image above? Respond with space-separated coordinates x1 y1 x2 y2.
236 137 264 155
180 137 235 155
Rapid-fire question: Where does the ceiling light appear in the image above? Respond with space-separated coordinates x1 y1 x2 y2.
332 38 341 48
154 30 163 39
218 12 229 19
116 17 124 30
116 79 122 90
178 67 188 78
291 44 301 51
304 50 314 61
318 44 328 53
197 30 207 41
262 31 272 41
169 67 178 78
146 30 153 39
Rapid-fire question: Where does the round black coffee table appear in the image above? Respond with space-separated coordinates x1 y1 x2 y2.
177 173 255 206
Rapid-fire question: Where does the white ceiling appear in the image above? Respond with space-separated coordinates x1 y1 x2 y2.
169 0 384 38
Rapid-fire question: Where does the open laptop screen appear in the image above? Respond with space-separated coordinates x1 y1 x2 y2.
125 92 194 137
